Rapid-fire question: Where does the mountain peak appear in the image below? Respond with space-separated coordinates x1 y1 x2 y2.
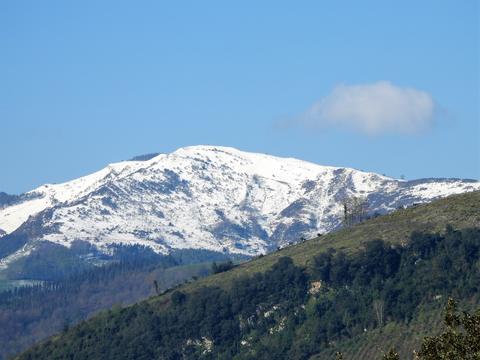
0 147 478 271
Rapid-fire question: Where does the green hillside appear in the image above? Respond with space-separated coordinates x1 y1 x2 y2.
17 191 480 359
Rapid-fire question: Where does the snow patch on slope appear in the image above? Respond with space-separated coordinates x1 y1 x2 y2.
0 145 478 259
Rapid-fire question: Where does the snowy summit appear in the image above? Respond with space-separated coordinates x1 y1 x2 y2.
0 145 478 268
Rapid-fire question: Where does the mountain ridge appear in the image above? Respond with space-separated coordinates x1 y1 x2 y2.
0 145 478 272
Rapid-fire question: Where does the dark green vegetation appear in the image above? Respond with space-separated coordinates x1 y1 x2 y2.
0 239 239 282
376 299 480 360
17 192 480 359
415 298 480 359
211 260 236 274
0 250 218 360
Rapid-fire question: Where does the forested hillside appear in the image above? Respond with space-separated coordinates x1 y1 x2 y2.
0 255 213 360
17 192 480 359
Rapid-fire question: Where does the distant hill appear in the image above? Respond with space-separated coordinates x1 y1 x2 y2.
17 191 480 359
128 153 160 161
0 192 20 208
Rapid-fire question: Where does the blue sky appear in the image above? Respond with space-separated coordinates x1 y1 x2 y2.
1 1 479 194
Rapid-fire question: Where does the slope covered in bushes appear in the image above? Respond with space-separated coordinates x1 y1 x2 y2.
19 222 480 359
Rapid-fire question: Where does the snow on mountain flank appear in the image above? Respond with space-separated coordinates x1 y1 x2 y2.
0 145 478 261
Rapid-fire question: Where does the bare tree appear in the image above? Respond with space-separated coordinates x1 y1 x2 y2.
373 299 385 327
342 196 368 227
153 280 160 295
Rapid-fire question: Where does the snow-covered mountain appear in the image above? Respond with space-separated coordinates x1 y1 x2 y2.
0 145 478 269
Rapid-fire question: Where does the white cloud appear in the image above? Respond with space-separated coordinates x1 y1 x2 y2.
301 81 435 135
